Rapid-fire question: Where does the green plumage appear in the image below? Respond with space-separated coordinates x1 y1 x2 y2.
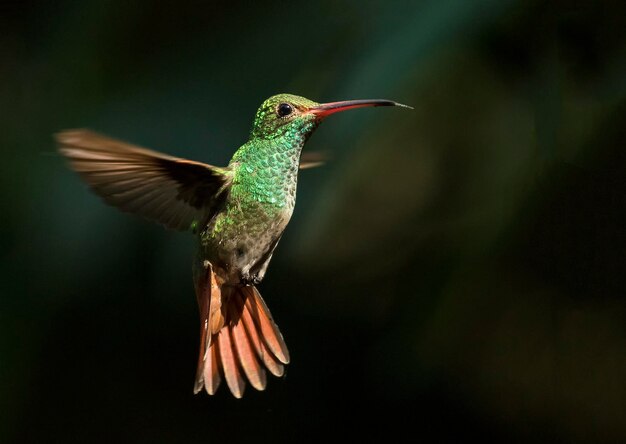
56 92 408 398
57 93 407 287
202 94 321 284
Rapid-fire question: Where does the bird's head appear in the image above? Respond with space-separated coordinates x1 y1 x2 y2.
250 93 410 142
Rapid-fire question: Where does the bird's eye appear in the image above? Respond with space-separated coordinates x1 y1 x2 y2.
277 103 293 117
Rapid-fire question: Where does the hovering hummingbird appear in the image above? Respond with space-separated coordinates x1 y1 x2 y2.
57 93 410 398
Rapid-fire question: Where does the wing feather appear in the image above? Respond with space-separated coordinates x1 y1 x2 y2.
57 129 231 231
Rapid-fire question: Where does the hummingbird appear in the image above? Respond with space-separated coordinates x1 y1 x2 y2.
57 93 410 398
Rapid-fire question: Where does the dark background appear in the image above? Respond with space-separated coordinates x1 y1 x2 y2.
1 0 625 442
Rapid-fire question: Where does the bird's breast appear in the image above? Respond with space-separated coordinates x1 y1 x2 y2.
200 156 300 279
201 197 293 275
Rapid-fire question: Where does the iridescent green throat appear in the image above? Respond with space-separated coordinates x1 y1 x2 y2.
229 117 318 210
203 93 323 242
204 117 319 242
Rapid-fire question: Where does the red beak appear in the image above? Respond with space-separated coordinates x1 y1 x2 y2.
308 99 412 118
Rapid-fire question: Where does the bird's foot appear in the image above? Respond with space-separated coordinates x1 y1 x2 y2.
240 274 262 286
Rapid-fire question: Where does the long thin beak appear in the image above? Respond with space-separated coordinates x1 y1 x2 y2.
308 99 412 118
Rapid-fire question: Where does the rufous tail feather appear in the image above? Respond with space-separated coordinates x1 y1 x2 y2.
193 267 289 398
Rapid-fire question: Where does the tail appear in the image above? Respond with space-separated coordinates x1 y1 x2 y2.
193 266 290 398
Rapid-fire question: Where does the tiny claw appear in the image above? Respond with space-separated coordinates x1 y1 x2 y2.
240 274 262 286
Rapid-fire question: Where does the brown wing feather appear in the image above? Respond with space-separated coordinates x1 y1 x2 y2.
299 150 328 170
56 129 231 231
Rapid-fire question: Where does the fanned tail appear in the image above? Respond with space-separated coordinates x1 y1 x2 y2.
193 266 289 398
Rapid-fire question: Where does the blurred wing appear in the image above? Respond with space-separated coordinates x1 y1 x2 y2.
57 129 231 231
299 151 328 170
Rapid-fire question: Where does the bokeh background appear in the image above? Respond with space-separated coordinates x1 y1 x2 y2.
1 0 625 442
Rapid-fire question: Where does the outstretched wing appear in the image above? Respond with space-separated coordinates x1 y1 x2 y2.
57 129 231 231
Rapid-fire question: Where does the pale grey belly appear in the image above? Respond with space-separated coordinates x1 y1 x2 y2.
201 206 293 283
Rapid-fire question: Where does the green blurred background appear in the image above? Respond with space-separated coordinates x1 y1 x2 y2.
1 0 625 442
